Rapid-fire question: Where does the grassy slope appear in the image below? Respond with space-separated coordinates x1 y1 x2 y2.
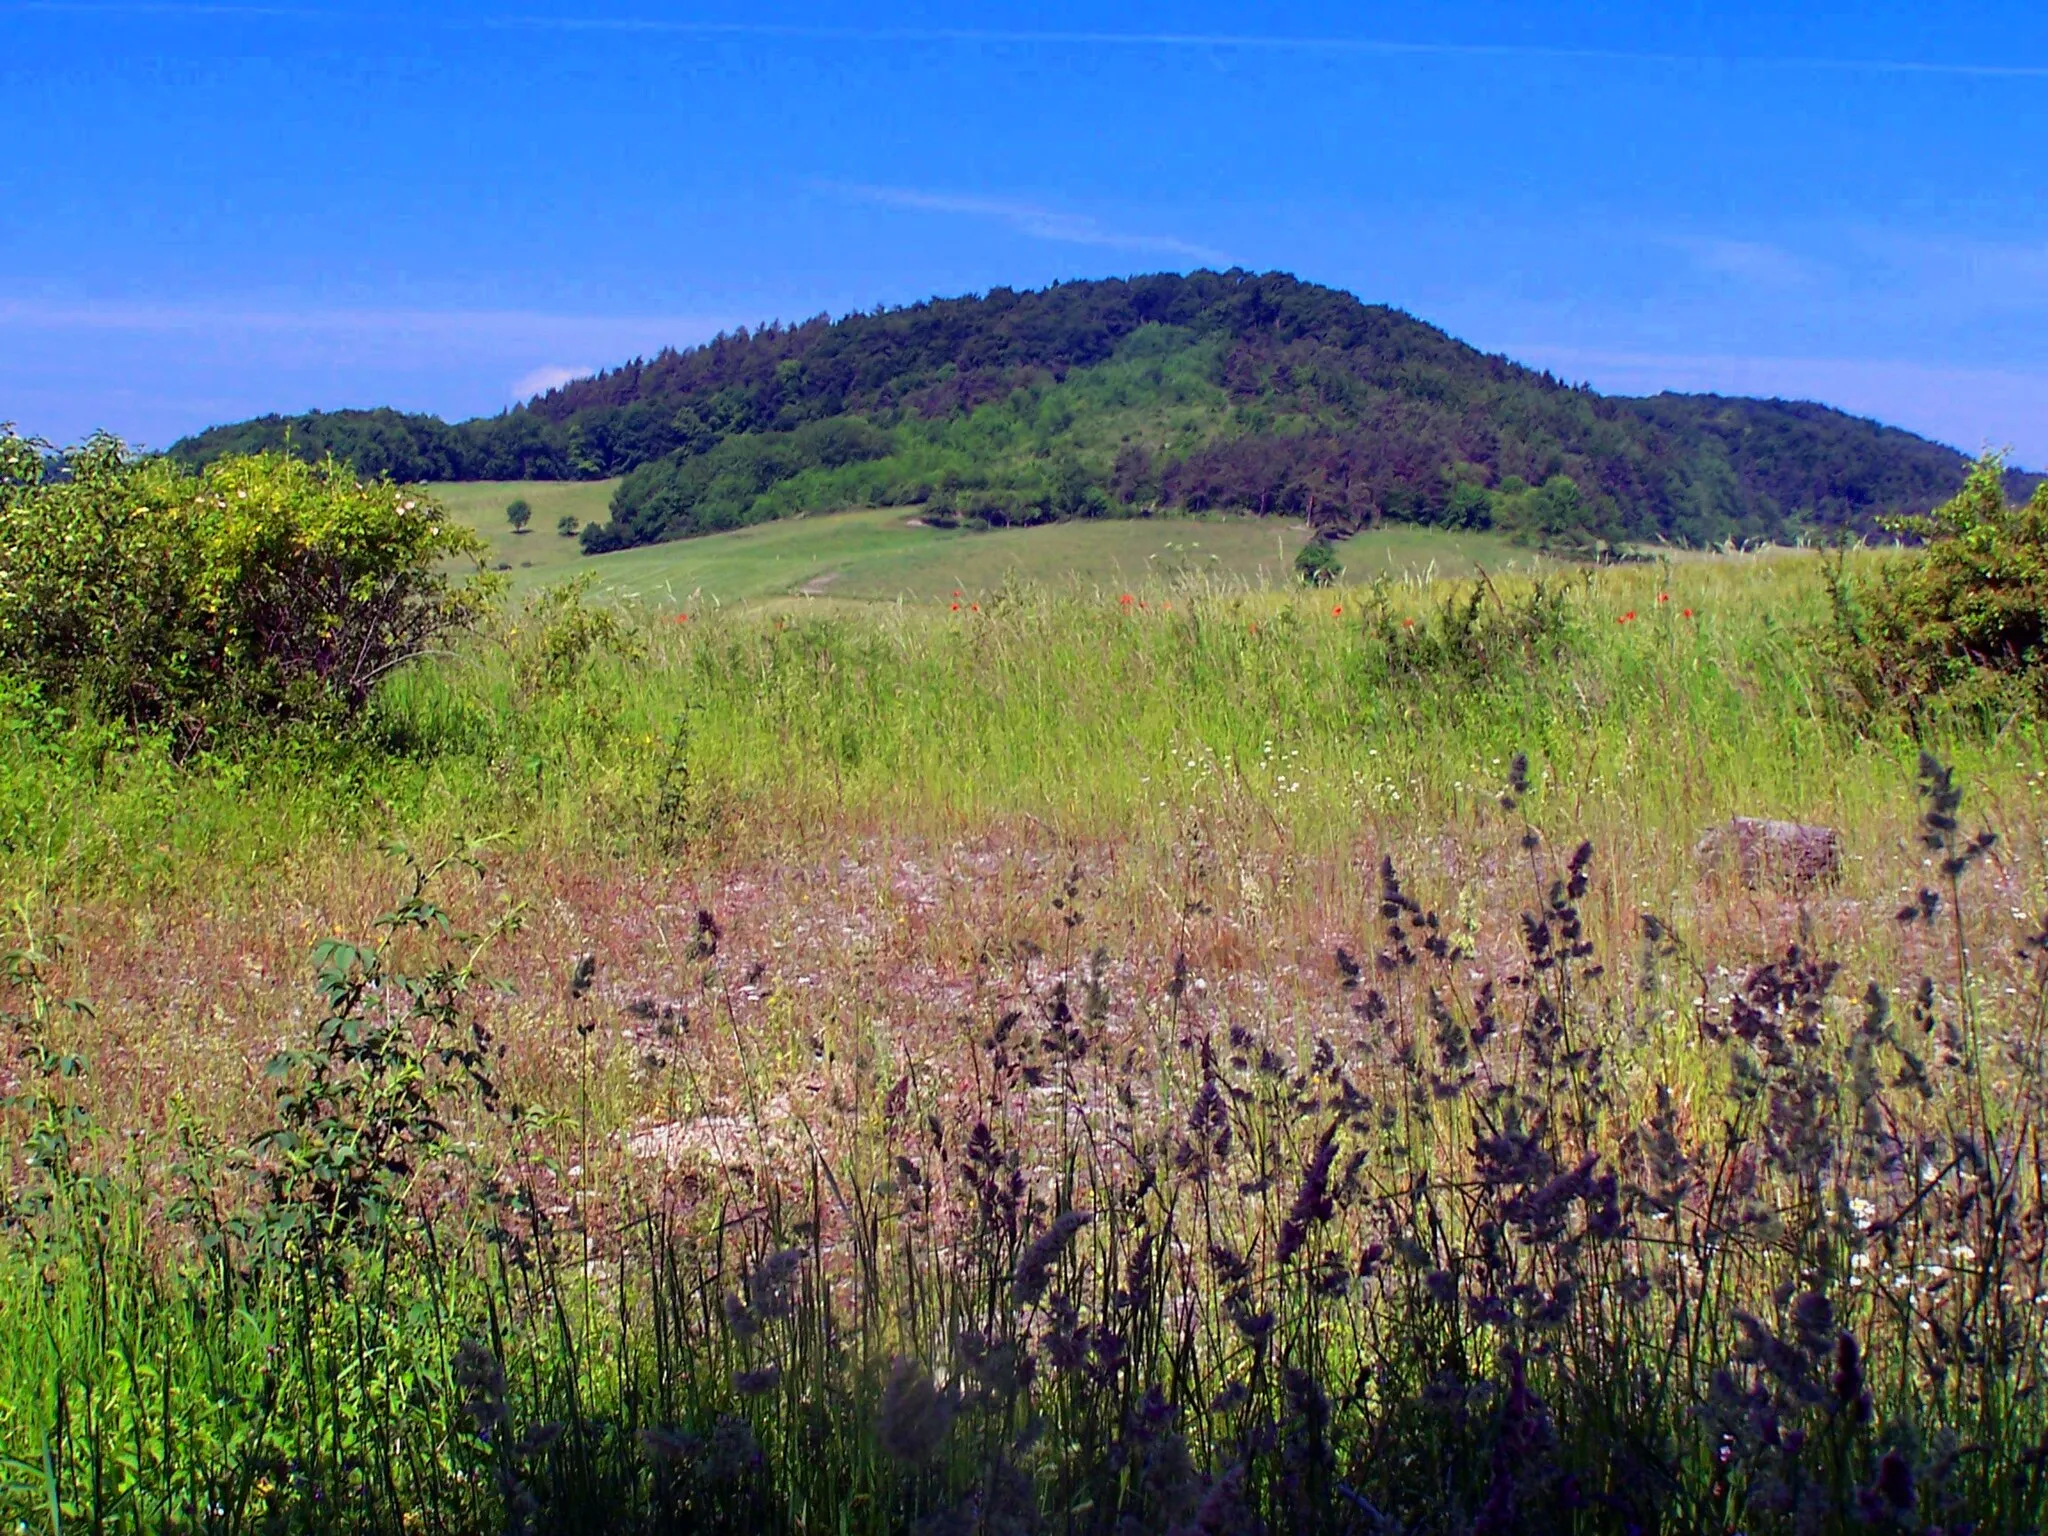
429 478 620 578
433 482 1545 605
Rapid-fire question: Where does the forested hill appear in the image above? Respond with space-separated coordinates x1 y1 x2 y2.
168 270 2016 552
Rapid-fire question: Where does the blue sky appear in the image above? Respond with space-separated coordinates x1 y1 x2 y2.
4 1 2046 460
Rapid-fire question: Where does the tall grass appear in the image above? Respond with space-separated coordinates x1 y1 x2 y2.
3 766 2045 1531
5 553 2029 903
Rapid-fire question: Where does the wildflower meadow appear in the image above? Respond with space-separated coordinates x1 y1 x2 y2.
1 515 2047 1534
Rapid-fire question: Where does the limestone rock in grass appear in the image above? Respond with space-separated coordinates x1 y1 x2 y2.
626 1095 799 1170
1695 817 1843 890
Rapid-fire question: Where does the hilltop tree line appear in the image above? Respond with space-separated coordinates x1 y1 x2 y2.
170 405 580 483
169 270 2021 554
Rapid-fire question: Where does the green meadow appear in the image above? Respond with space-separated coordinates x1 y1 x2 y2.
429 477 623 580
434 480 1548 605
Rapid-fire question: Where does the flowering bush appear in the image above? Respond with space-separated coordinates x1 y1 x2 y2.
1825 451 2048 724
0 428 494 743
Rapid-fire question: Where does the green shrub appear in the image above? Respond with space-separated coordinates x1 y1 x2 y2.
0 428 494 742
1824 451 2048 724
1360 571 1580 688
1294 536 1343 587
1493 472 1618 554
1441 479 1494 530
506 497 533 532
507 573 642 696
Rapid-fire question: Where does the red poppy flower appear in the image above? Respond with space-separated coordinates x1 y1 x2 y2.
970 603 980 612
674 613 690 624
950 603 960 611
1681 608 1695 619
1332 605 1343 616
1119 593 1134 606
1402 618 1415 629
1657 592 1670 604
1619 611 1636 623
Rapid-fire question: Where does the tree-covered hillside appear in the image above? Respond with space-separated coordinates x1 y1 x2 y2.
169 270 2018 553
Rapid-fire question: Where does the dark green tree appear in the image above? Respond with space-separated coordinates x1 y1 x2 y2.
506 499 533 533
1051 455 1105 519
1295 537 1343 587
1443 481 1494 530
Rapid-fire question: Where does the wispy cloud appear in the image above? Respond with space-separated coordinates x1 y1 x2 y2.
828 184 1227 265
0 297 723 351
509 363 592 400
0 299 723 439
1678 237 1816 287
1497 342 2048 464
15 4 2048 81
1841 230 2048 308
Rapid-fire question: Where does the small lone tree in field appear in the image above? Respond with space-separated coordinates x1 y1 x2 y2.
557 514 579 537
506 498 533 533
1295 536 1342 587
